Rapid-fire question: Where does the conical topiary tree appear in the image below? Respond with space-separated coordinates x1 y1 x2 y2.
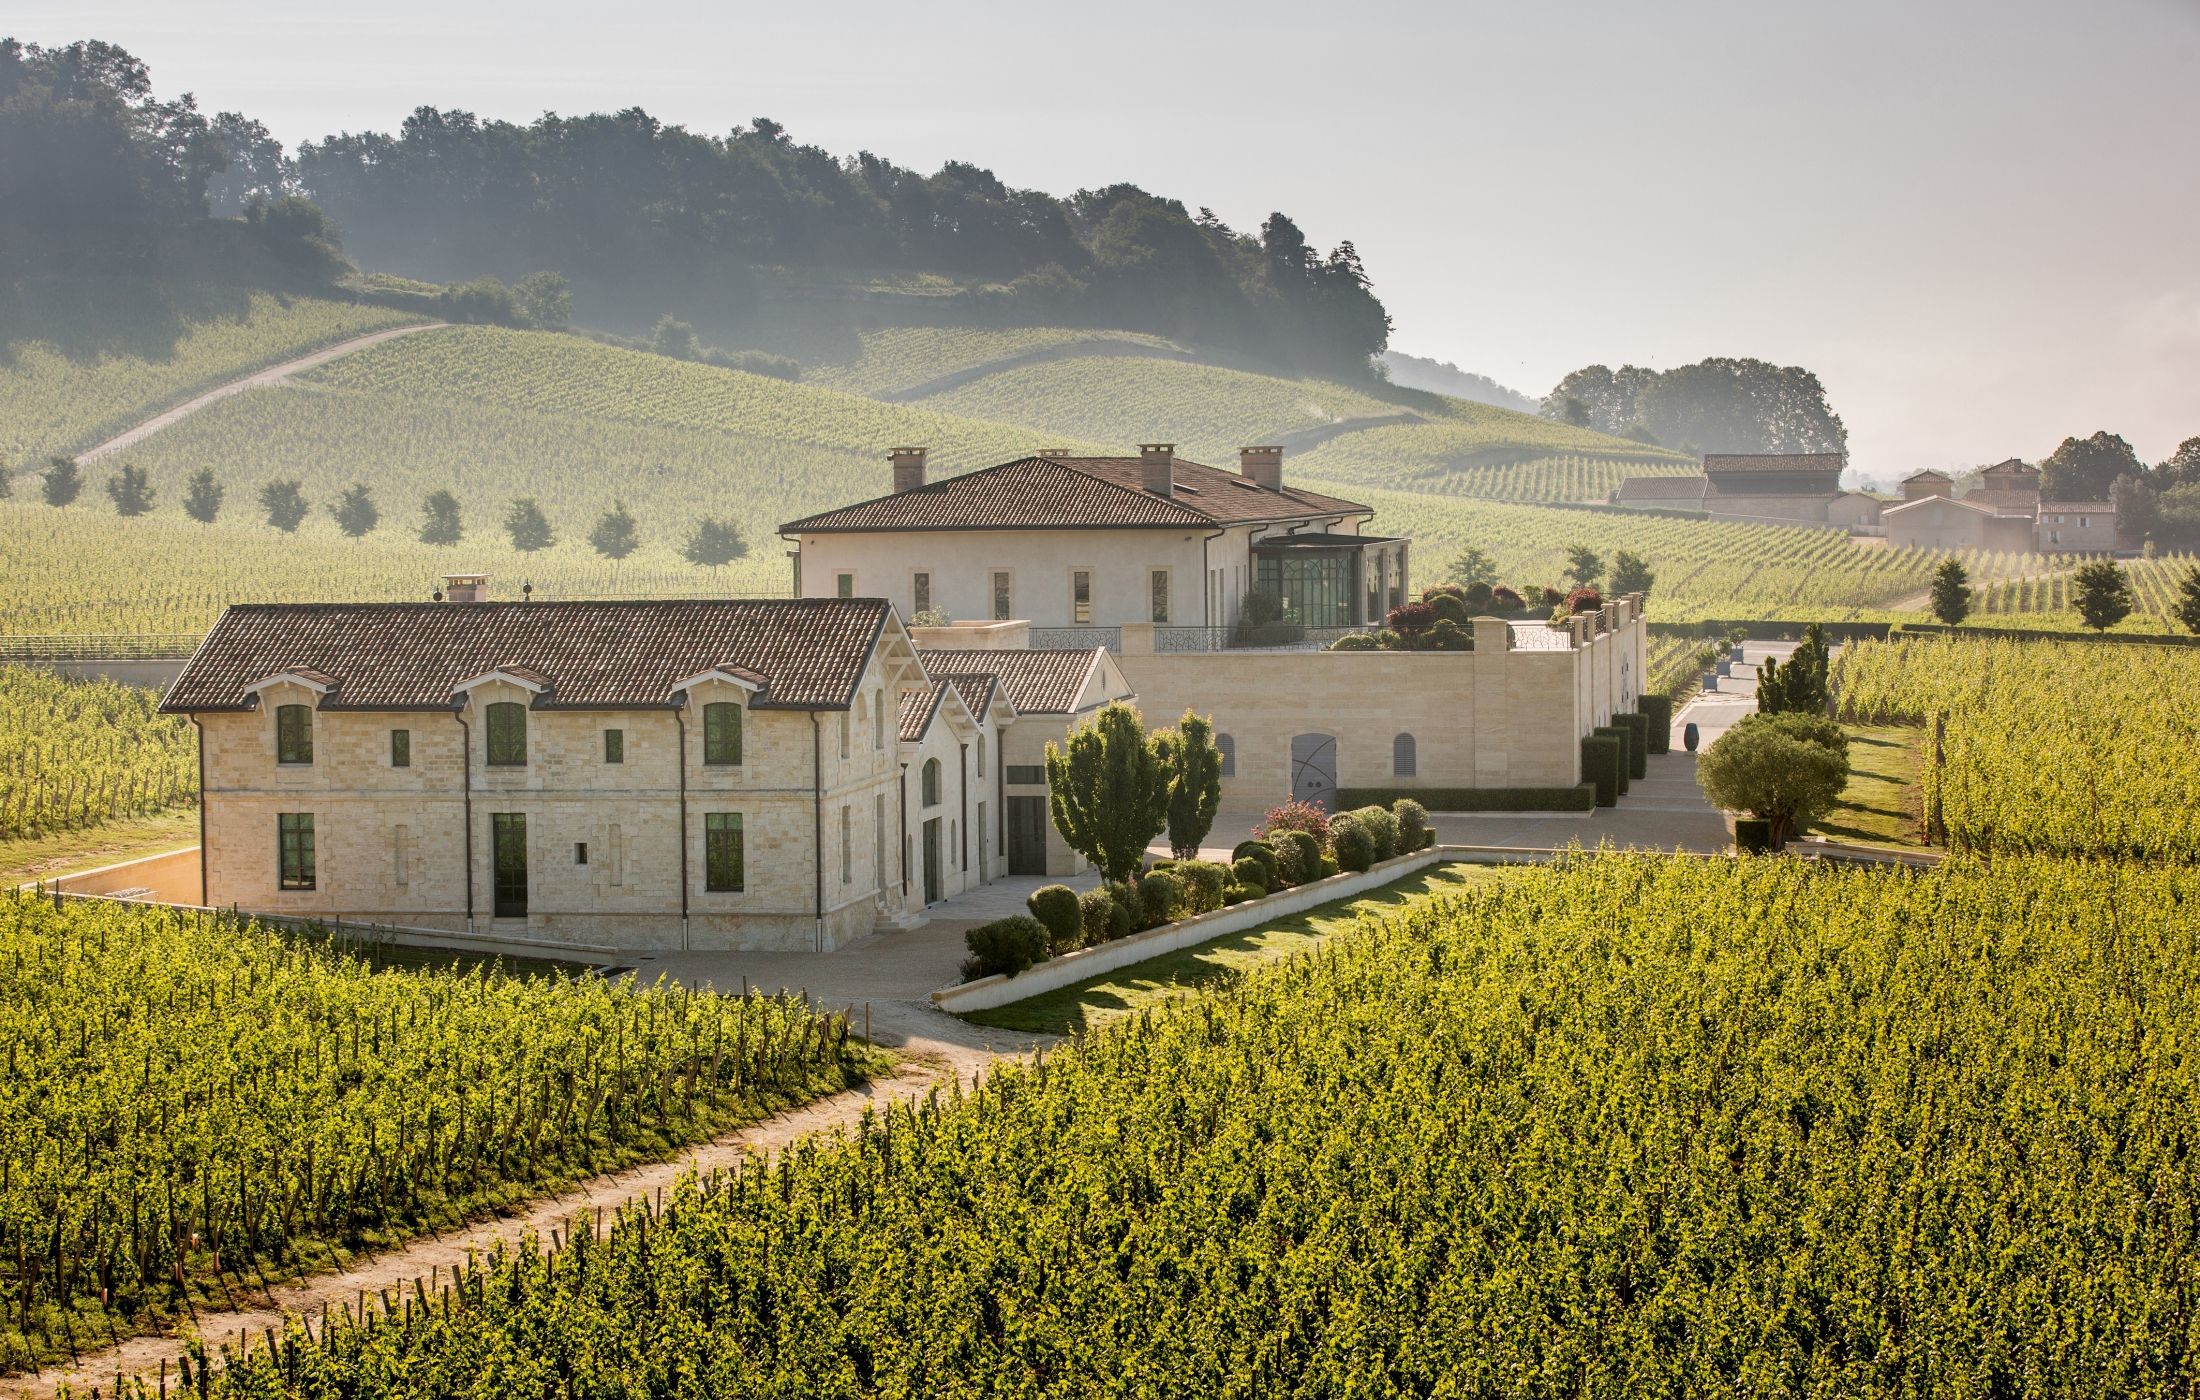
1929 559 1971 625
1154 709 1223 859
1045 701 1168 882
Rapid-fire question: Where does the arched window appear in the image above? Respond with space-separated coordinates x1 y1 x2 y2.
1216 733 1236 778
1392 732 1417 778
485 702 527 767
703 702 742 765
275 704 313 764
922 758 942 806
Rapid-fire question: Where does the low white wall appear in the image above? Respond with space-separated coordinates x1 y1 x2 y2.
931 842 1558 1013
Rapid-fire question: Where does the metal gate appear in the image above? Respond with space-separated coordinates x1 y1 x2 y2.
1290 734 1337 810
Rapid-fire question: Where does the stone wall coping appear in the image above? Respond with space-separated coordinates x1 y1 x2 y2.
930 841 1565 1014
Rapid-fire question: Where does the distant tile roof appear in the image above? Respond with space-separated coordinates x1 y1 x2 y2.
1903 468 1954 482
1963 489 2048 515
1701 453 1845 474
163 599 890 713
1980 458 2040 477
1884 495 1996 519
898 680 947 742
940 673 1000 722
1611 475 1708 502
781 455 1370 534
917 648 1107 715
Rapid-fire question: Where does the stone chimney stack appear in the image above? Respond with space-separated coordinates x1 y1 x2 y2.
443 573 490 604
890 446 929 494
1139 443 1176 497
1240 445 1284 491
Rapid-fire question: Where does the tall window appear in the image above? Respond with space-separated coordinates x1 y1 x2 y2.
604 728 624 764
922 758 942 806
1393 732 1418 778
1150 570 1171 624
840 806 853 885
276 705 313 765
976 735 986 777
1072 570 1092 625
703 702 742 765
835 572 854 599
485 702 527 767
705 812 744 891
992 571 1012 621
913 572 932 615
389 729 410 768
839 710 851 759
491 813 527 917
1216 734 1236 778
874 696 886 750
277 813 315 890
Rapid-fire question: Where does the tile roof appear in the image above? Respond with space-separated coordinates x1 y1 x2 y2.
780 455 1370 534
916 648 1106 715
163 599 890 713
1701 453 1845 474
1980 458 2040 477
1611 475 1708 501
940 673 1000 723
1903 468 1954 482
1964 489 2044 515
898 680 947 742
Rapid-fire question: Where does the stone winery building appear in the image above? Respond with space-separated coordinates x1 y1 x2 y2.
165 442 1648 953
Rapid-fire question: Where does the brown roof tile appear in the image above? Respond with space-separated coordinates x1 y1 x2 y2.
917 648 1105 715
898 680 947 742
163 599 889 713
780 455 1369 534
939 673 1000 723
1964 489 2044 515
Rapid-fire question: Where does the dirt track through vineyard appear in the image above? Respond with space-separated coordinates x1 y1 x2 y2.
0 1012 1023 1400
76 322 448 464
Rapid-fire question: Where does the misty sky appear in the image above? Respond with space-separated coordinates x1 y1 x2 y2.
20 0 2199 471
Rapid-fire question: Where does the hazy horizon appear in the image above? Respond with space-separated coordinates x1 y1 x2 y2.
16 0 2197 469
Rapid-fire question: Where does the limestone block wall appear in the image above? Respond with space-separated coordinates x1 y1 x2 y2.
796 527 1221 628
197 668 917 953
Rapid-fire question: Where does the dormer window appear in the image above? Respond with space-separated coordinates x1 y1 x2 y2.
703 701 743 765
485 702 527 767
276 705 313 765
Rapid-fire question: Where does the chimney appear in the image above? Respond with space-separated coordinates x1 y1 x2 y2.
1240 445 1284 491
1139 443 1176 497
890 446 928 494
443 573 489 604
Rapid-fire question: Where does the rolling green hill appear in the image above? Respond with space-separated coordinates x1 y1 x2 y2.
0 278 422 473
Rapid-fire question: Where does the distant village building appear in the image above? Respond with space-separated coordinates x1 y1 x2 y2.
1882 459 2117 553
1607 453 1879 531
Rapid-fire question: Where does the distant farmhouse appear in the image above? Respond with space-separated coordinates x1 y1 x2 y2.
168 444 1649 954
1882 459 2116 553
1609 453 1881 531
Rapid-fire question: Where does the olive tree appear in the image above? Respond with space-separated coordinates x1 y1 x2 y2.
1697 711 1850 845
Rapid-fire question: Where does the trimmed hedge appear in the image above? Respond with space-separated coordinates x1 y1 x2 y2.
1580 736 1622 807
1172 860 1229 914
1026 884 1083 952
1593 726 1633 796
1618 713 1650 780
1734 818 1777 854
961 916 1049 981
1137 870 1183 928
1638 694 1673 755
1334 786 1595 813
1330 813 1375 872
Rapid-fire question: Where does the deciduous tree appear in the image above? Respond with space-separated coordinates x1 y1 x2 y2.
1445 546 1496 590
258 480 308 532
590 501 639 559
1045 701 1167 883
2039 431 2144 503
2175 564 2200 636
332 483 377 537
1564 544 1603 587
41 455 81 507
1153 710 1223 860
104 463 155 516
1698 711 1850 844
418 490 463 545
1607 550 1654 598
504 498 554 552
681 517 745 569
182 467 222 524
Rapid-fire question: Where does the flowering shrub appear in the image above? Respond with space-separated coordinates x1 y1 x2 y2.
1255 798 1331 847
1567 586 1604 615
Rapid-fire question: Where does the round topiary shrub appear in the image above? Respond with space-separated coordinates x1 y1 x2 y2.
1231 855 1272 891
1077 886 1121 946
1353 805 1400 862
1026 883 1083 952
1174 859 1229 913
1231 840 1280 889
1318 853 1340 880
1137 870 1183 928
1279 829 1322 885
959 916 1049 982
1328 632 1381 652
1222 881 1261 905
1391 799 1429 854
1330 813 1375 873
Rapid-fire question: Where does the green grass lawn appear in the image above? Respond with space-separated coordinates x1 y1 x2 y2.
1810 723 1925 848
963 863 1507 1037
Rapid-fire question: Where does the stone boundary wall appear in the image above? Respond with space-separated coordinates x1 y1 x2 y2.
931 843 1560 1014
